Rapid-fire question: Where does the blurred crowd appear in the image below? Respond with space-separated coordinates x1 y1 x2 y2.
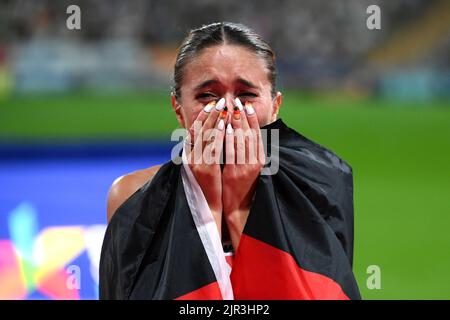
0 0 448 100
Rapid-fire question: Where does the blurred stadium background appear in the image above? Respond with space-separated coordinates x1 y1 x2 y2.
0 0 449 300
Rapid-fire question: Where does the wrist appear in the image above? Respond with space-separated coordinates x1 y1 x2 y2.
224 208 249 227
209 205 223 216
223 198 251 217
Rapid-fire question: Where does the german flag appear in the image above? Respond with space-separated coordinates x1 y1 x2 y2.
99 119 361 300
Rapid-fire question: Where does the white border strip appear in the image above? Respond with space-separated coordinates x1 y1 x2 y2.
180 147 234 300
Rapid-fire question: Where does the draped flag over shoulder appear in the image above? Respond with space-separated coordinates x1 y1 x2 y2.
99 118 361 300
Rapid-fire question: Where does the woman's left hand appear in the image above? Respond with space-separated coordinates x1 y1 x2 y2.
222 100 265 249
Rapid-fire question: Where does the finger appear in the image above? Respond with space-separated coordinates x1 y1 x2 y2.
191 128 204 165
190 109 222 165
212 119 226 164
204 99 228 152
236 98 258 164
198 100 216 122
188 100 216 145
231 98 243 135
225 123 235 165
229 100 243 165
196 97 226 147
231 98 245 159
233 98 249 131
189 98 226 164
202 97 226 132
203 118 225 165
235 126 245 165
242 101 266 165
243 101 258 131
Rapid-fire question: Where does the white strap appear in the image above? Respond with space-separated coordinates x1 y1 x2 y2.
180 148 234 300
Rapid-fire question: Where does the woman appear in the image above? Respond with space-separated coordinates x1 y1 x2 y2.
100 22 361 300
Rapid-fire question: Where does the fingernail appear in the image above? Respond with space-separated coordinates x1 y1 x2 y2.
226 123 233 134
219 106 228 119
215 97 225 111
234 98 244 111
233 106 241 120
245 102 255 115
218 119 225 130
203 101 216 113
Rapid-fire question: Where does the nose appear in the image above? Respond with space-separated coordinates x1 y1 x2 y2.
224 94 236 109
220 94 235 124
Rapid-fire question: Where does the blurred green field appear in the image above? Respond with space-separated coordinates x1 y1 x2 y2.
1 91 450 299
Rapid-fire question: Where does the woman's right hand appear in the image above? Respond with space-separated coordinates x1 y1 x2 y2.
185 98 227 216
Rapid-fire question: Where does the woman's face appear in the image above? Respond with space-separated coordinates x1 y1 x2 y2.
172 44 282 129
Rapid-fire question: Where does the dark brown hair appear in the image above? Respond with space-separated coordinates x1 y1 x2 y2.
172 22 277 100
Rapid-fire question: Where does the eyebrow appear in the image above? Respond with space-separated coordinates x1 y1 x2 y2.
194 79 219 91
236 77 260 90
193 77 261 91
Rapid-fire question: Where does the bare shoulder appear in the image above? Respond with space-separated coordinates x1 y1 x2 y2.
106 164 163 223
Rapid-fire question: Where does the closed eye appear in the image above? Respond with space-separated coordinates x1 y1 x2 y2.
196 92 217 99
238 92 258 98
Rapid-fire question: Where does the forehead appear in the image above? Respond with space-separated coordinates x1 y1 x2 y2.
182 44 270 91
